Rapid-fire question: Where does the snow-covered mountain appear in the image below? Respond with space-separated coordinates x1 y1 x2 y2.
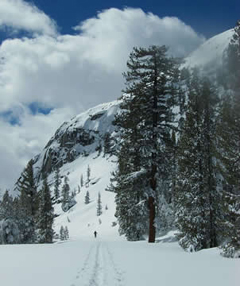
33 100 120 182
16 28 235 240
23 100 121 239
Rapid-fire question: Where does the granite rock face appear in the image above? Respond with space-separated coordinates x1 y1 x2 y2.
29 100 121 184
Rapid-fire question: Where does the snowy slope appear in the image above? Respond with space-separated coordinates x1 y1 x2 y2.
183 29 234 69
52 153 120 240
40 100 121 239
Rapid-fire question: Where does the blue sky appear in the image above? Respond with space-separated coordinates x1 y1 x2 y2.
25 0 239 38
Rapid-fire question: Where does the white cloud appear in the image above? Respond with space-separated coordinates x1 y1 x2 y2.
0 7 205 190
0 106 74 191
0 0 57 35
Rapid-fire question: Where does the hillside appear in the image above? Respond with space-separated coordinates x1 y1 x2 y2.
15 100 122 239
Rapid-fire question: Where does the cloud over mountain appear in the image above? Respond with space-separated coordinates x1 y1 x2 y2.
0 5 205 190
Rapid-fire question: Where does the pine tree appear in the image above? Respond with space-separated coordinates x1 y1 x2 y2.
15 159 38 243
37 178 54 243
80 174 84 187
61 176 70 212
0 190 13 219
113 46 179 242
86 165 91 187
85 191 90 204
96 192 102 216
64 226 69 240
216 100 240 257
103 132 112 156
54 167 61 202
175 70 220 251
60 226 65 241
0 191 20 244
216 21 240 257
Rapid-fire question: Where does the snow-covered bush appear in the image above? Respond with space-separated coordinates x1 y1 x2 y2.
221 243 240 258
0 219 20 244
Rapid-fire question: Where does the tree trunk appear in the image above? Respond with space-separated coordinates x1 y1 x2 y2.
148 56 158 243
148 196 156 242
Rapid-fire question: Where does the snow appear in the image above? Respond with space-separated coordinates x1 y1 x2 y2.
0 238 239 286
58 100 121 136
183 29 234 69
52 152 119 240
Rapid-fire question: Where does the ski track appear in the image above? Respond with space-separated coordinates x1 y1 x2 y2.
70 241 124 286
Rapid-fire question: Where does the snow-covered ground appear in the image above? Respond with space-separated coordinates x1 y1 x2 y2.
0 236 239 286
2 142 236 286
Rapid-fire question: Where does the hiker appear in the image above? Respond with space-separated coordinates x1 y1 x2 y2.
94 231 97 238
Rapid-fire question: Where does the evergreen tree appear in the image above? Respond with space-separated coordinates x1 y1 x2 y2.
15 159 38 243
37 178 54 243
60 226 65 241
113 46 179 242
0 191 20 244
61 176 70 212
175 70 220 251
216 22 240 257
96 192 102 216
64 226 69 240
0 190 13 219
86 165 91 187
103 132 112 156
80 174 84 187
85 191 90 204
54 167 61 202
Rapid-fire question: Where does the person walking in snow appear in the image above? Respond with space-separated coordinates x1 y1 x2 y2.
94 231 97 238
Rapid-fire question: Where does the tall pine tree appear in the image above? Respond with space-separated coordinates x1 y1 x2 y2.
113 46 179 242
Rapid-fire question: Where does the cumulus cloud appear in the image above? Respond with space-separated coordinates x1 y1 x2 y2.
0 106 74 191
0 0 57 35
0 7 205 190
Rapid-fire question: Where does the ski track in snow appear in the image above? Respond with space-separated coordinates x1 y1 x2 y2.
71 241 124 286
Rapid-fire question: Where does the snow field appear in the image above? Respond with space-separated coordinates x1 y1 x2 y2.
0 238 239 286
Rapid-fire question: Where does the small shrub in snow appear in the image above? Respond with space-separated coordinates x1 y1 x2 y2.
0 219 20 244
85 191 90 204
221 243 240 258
60 226 69 241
